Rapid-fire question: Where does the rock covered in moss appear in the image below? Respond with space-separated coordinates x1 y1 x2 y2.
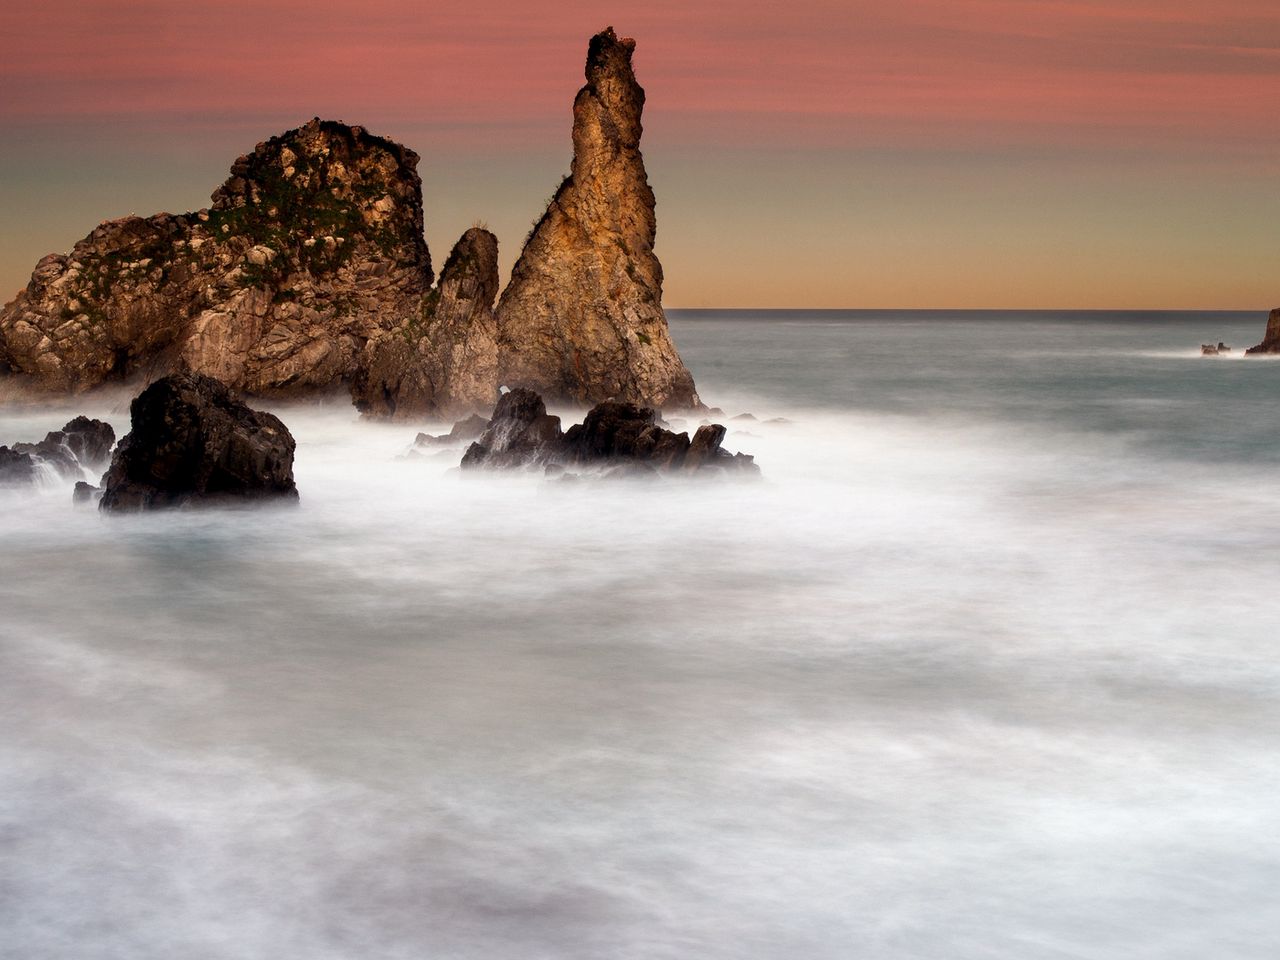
98 373 298 511
0 119 429 396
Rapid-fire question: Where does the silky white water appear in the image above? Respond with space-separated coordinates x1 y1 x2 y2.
2 311 1278 958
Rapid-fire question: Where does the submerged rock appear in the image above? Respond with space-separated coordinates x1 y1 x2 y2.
413 413 490 449
495 28 700 410
1245 309 1280 355
460 389 757 476
72 481 100 505
0 445 37 486
99 373 298 511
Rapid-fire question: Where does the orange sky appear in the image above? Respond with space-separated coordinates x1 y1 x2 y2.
2 0 1278 307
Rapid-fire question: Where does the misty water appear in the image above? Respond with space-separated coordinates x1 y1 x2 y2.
3 311 1279 959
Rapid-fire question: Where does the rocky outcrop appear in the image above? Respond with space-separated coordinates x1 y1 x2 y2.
1245 309 1280 355
99 373 298 511
459 388 564 470
414 413 490 449
0 416 116 485
460 389 756 476
0 119 429 396
1 30 707 418
495 28 700 411
352 227 500 419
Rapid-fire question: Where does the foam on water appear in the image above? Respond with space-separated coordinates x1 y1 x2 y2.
2 311 1279 959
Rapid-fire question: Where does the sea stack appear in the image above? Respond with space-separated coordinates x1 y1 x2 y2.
0 120 430 395
495 27 701 410
1244 308 1280 355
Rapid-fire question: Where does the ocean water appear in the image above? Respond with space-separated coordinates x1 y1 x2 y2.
2 310 1278 959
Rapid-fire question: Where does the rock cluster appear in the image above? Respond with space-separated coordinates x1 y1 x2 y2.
1245 309 1280 355
1 29 702 419
98 373 298 511
460 388 756 477
0 416 115 486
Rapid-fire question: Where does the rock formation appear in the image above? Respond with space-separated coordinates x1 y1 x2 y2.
460 389 756 476
0 416 115 485
351 227 500 418
0 119 429 396
98 373 298 511
494 28 700 410
1 29 705 418
1245 309 1280 355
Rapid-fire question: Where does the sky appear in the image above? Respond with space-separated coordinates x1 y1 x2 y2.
1 0 1278 308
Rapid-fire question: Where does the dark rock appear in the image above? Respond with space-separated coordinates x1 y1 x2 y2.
99 373 298 511
460 388 563 470
414 413 491 448
60 416 116 469
461 389 757 476
72 481 100 505
0 445 37 486
1246 309 1280 355
685 424 728 471
3 416 115 483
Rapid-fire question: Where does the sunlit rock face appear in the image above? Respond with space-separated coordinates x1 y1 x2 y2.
1244 308 1280 355
495 27 701 411
0 29 703 417
352 227 501 420
0 119 430 396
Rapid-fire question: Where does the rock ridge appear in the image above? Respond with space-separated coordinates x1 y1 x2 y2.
1244 308 1280 355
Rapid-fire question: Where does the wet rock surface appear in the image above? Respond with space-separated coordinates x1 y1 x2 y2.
495 28 700 410
414 413 490 449
99 373 298 511
0 416 116 485
1245 308 1280 355
460 389 757 476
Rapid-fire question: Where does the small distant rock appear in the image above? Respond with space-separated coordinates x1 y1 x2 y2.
731 413 757 422
414 413 490 448
72 481 100 505
0 446 37 486
99 372 298 511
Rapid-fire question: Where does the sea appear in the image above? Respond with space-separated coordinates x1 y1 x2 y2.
2 310 1278 959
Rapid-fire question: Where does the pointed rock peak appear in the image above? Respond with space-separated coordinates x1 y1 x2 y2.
437 227 499 307
496 30 700 411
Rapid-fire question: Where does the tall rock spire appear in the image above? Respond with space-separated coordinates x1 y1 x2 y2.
495 27 700 410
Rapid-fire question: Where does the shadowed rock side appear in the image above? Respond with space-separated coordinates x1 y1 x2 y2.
1245 308 1280 355
99 373 297 511
461 388 756 476
352 227 500 419
495 28 700 410
0 119 429 395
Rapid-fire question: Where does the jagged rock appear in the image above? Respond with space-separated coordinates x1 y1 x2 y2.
495 27 700 410
460 388 563 470
72 481 100 505
1245 309 1280 355
414 413 491 448
561 400 690 469
1 416 116 484
461 389 757 476
0 446 37 486
353 227 500 419
0 119 429 396
99 373 298 511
